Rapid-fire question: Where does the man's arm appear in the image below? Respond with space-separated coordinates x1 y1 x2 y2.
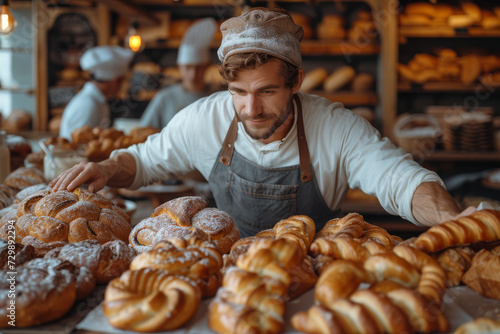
50 152 137 192
411 181 474 226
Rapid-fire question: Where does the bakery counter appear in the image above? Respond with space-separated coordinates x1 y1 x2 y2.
69 285 499 334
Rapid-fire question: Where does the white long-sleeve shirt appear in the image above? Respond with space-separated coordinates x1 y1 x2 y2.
113 91 444 226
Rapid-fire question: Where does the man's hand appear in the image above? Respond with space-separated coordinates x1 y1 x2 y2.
50 161 110 193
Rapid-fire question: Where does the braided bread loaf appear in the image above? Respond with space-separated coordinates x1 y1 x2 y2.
3 167 46 192
44 239 136 284
130 237 223 297
209 216 317 334
0 258 94 327
9 188 131 256
130 196 239 254
103 268 202 332
414 209 500 252
317 212 402 247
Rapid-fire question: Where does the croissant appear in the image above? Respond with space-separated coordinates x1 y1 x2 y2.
363 253 421 288
462 248 500 300
129 237 223 297
130 196 240 254
414 209 500 253
12 188 131 256
435 246 475 287
103 268 202 332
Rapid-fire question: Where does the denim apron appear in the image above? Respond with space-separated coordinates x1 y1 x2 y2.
208 95 338 237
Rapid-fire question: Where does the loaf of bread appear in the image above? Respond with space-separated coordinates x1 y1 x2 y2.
130 237 223 297
130 196 239 254
317 15 346 40
300 67 329 93
0 258 94 327
0 238 35 269
11 188 131 256
3 167 45 192
44 239 136 284
414 209 500 253
1 109 31 133
103 268 201 332
323 66 356 93
351 73 375 92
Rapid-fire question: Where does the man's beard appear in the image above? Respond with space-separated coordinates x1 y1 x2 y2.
238 102 294 141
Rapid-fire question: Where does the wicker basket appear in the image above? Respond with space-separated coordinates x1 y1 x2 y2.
393 114 441 154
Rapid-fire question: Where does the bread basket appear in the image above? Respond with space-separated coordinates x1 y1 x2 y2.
393 114 441 154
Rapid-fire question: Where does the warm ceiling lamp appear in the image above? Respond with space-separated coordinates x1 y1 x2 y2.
126 22 142 53
0 0 17 35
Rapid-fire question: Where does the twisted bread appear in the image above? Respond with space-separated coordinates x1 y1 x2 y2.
0 258 77 327
130 196 239 254
103 268 201 332
209 217 317 334
310 237 390 265
130 237 223 297
363 253 421 288
44 239 136 284
12 188 131 256
393 244 447 304
209 267 287 334
315 259 374 306
317 212 401 248
414 209 500 252
436 246 475 286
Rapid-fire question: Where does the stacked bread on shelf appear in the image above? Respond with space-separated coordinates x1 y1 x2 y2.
400 2 500 29
398 49 500 85
300 66 374 93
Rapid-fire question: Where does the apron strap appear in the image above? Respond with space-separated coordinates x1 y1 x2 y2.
219 116 238 166
294 94 313 183
220 94 313 183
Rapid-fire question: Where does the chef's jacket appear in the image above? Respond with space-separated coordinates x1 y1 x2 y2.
59 82 110 140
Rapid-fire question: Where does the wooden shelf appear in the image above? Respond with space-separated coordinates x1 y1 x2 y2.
400 26 500 39
424 151 500 162
398 81 487 93
0 87 35 94
301 40 380 56
146 39 380 56
311 90 378 106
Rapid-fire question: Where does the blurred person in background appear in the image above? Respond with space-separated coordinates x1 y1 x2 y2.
59 46 134 140
139 18 218 129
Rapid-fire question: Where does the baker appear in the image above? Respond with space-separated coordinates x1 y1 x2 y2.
59 46 134 140
51 8 472 237
140 18 218 129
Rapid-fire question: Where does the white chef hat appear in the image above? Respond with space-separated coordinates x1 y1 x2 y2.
80 46 134 81
177 18 217 65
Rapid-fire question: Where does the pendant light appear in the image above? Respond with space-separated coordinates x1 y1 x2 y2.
126 22 142 53
0 0 17 35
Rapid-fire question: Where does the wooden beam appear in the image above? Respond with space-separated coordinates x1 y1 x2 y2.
89 0 161 26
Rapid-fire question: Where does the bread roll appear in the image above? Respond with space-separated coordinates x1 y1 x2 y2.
351 73 375 92
482 16 500 30
404 2 436 17
448 15 475 28
317 15 346 40
2 109 31 133
399 14 433 26
300 67 329 92
460 1 482 23
323 66 356 93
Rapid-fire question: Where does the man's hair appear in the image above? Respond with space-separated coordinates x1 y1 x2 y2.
218 53 299 89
